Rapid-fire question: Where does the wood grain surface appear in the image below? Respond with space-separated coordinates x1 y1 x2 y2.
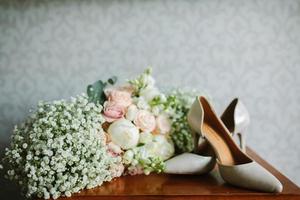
54 147 300 200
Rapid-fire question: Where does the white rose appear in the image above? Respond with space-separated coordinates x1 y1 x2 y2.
152 135 175 160
139 132 153 144
140 86 160 102
108 119 139 150
134 142 158 160
138 145 152 160
126 105 139 121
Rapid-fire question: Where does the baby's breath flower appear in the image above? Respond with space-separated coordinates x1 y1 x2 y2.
1 94 122 199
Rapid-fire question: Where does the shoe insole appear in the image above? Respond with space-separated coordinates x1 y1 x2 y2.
202 122 236 166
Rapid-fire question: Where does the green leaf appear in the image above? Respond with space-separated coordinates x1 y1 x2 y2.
145 67 152 75
87 80 106 104
137 143 145 147
107 76 117 85
86 75 118 105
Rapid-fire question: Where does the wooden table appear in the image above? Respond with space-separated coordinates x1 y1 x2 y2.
57 148 300 200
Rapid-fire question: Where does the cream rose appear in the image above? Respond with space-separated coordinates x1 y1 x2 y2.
126 104 139 121
134 110 156 132
152 135 175 160
107 119 139 149
103 101 125 122
107 89 132 108
155 114 171 134
137 135 174 161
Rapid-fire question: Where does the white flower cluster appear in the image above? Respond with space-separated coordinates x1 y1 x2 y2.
128 69 167 118
102 68 175 175
1 95 122 199
123 134 174 175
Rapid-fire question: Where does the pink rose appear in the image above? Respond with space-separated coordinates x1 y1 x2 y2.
155 114 171 134
106 89 132 108
103 101 125 122
134 110 156 132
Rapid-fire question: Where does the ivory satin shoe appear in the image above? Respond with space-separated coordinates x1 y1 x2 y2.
189 96 282 193
164 98 250 176
164 153 215 174
221 98 250 151
192 98 250 152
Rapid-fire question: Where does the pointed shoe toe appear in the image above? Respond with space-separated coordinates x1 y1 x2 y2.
164 153 215 175
218 161 283 193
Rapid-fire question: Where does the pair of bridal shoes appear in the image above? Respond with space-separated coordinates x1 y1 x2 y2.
165 96 282 193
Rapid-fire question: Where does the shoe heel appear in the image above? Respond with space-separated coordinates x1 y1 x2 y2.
237 132 246 152
187 96 203 136
221 98 250 151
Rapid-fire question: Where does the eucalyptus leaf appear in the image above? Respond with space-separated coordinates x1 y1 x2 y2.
107 76 117 85
87 76 118 105
87 80 106 104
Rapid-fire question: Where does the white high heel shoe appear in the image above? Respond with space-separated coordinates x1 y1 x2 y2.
188 96 282 193
196 98 250 152
164 153 215 174
165 98 250 175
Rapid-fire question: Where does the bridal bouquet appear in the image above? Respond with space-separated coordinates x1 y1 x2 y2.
1 68 199 199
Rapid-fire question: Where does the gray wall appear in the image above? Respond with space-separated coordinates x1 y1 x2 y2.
0 0 300 186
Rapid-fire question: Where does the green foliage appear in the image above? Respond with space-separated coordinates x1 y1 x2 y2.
140 157 165 174
170 113 195 153
148 96 164 107
87 76 117 104
164 90 199 153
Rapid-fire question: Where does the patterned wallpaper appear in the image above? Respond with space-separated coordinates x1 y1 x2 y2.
0 0 300 186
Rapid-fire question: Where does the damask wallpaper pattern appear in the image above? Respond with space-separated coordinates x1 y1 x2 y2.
0 0 300 185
